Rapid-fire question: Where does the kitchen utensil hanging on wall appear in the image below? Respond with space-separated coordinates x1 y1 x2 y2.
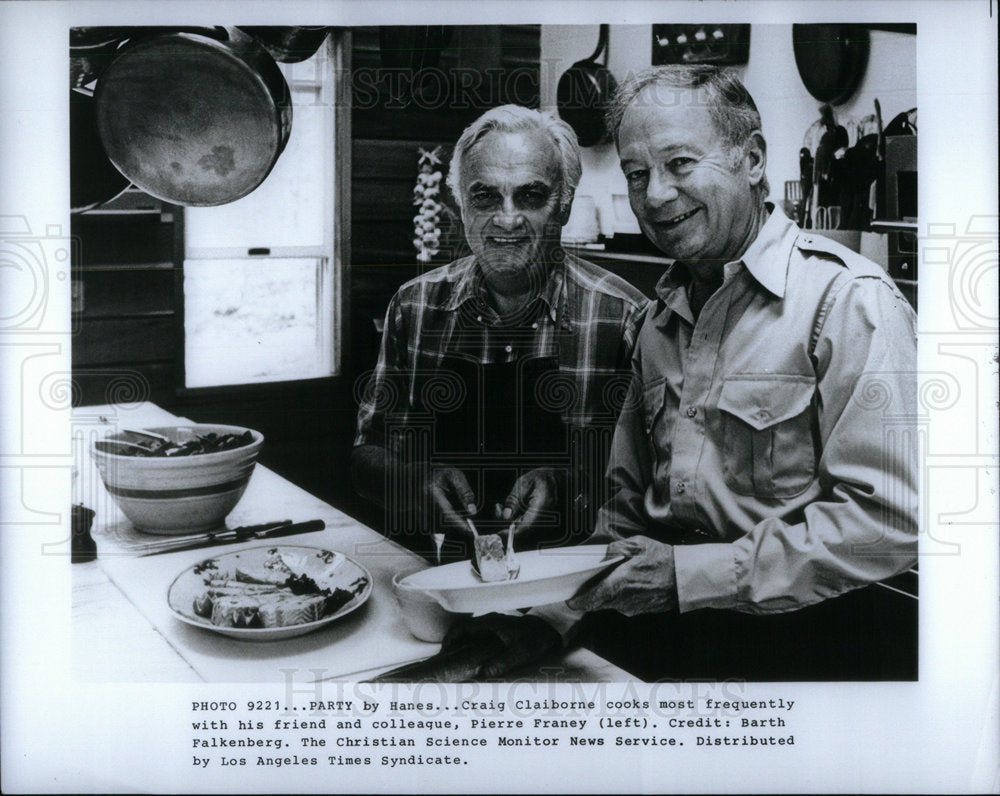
70 28 129 89
798 148 814 228
70 89 131 213
792 24 870 105
238 26 332 63
813 104 849 209
884 108 917 137
838 129 879 230
651 24 751 65
71 26 239 88
557 25 617 147
873 98 887 221
94 27 292 207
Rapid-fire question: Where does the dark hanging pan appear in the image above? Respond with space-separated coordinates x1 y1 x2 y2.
94 27 292 207
792 24 870 105
557 24 618 147
238 27 332 63
71 26 247 90
70 28 130 89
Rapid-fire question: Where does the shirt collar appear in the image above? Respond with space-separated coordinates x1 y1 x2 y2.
734 203 796 298
444 254 564 324
653 203 796 318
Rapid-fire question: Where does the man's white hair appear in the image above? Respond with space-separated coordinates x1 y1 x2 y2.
447 104 583 214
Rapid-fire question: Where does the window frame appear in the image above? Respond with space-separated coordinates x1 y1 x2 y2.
174 32 352 399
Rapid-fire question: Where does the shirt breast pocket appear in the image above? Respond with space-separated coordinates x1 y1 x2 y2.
717 374 817 498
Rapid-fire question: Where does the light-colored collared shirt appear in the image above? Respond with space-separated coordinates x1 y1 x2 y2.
539 207 917 631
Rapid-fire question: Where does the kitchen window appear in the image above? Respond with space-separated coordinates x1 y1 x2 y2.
181 34 348 390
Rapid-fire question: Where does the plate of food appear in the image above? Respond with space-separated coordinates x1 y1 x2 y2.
398 544 624 615
167 545 372 641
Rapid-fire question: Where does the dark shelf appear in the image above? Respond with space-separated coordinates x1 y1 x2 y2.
78 208 166 217
74 310 175 321
75 261 175 272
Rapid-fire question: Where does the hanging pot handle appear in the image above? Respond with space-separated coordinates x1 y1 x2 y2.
586 24 610 65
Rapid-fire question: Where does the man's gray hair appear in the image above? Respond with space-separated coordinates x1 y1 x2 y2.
608 65 770 197
447 105 582 213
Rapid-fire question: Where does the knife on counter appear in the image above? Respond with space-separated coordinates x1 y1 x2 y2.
132 519 326 556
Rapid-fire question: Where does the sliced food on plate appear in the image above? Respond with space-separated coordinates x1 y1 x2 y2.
168 545 372 640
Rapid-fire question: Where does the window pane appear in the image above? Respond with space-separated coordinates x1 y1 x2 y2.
183 50 332 252
183 257 333 387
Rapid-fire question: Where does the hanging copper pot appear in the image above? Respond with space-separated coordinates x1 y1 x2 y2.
94 26 292 206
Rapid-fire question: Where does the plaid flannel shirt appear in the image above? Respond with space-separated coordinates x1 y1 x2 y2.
354 251 649 454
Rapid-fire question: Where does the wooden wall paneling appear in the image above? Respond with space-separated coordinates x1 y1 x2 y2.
352 138 442 179
351 138 457 267
72 214 175 267
500 25 545 68
73 363 176 409
71 189 183 413
349 24 540 267
73 268 175 318
350 24 540 143
72 317 176 366
353 177 420 221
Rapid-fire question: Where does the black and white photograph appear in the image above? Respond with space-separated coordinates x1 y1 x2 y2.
1 1 997 793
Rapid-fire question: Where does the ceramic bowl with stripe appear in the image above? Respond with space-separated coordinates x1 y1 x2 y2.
91 424 264 535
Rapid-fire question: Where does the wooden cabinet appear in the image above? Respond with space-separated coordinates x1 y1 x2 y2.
71 187 184 408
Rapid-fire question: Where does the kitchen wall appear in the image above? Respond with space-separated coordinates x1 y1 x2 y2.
540 24 917 236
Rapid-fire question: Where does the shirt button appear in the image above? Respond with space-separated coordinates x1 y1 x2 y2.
675 481 686 494
476 315 483 323
504 345 513 353
531 322 538 329
686 407 697 418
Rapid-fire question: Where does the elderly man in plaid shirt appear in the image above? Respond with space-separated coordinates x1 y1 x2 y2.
352 105 648 557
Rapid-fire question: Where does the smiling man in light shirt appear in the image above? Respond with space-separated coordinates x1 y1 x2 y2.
352 105 647 559
407 66 918 682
